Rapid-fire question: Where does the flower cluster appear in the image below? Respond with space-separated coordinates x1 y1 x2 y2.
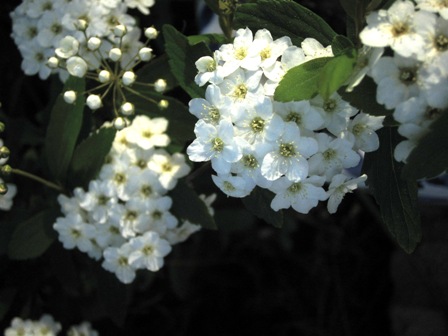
0 133 17 211
53 115 208 284
4 315 98 336
10 0 156 80
360 0 448 162
187 28 384 214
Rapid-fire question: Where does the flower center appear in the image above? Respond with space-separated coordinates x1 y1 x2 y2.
208 107 220 122
399 68 417 85
27 26 38 39
114 173 126 184
70 228 81 238
51 23 62 34
223 181 235 191
42 1 53 11
425 108 442 120
235 47 247 60
286 112 302 125
392 22 410 37
323 99 337 112
118 256 128 266
153 210 163 220
143 245 154 255
260 47 271 60
97 195 109 205
435 34 448 51
137 159 147 169
322 148 337 161
279 143 296 157
142 130 152 138
250 117 265 133
206 60 216 72
125 210 138 221
242 154 258 169
212 137 224 152
288 182 303 194
233 84 248 99
34 52 44 62
162 162 172 172
141 185 153 196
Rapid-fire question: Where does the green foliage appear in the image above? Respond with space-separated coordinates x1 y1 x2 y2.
402 111 448 180
163 24 211 99
234 0 337 46
274 57 332 102
7 207 59 260
331 35 355 56
187 33 227 46
44 77 85 184
242 187 284 228
363 128 421 253
318 53 356 100
67 126 116 189
136 55 178 93
169 180 217 230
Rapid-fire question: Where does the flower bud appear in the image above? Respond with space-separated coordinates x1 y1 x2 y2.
0 183 8 195
98 70 111 83
113 117 128 130
55 35 79 59
76 19 88 31
47 57 59 69
63 90 77 104
66 56 88 78
86 94 102 110
154 79 167 93
144 27 158 40
121 71 136 86
0 123 5 133
87 37 102 51
138 47 153 61
114 24 127 37
1 165 12 175
158 99 169 109
120 102 134 116
0 146 10 160
109 48 122 62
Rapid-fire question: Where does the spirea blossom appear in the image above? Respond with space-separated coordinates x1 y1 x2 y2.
187 27 381 214
359 0 448 162
53 116 212 284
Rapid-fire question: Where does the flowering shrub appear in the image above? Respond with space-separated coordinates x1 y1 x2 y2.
1 0 447 333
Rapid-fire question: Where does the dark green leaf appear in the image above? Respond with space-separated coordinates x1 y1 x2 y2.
126 90 196 144
234 0 337 46
362 128 421 253
318 53 356 100
402 111 448 180
8 207 59 260
340 76 392 117
204 0 219 14
163 24 211 99
135 54 178 92
44 77 85 184
274 57 332 102
331 35 355 56
242 187 284 228
187 34 227 46
0 287 17 321
169 180 217 230
68 126 116 189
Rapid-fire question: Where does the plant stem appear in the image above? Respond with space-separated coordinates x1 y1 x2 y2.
11 168 64 193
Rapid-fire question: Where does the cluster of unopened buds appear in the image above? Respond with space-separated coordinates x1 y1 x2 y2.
0 117 17 210
49 22 168 129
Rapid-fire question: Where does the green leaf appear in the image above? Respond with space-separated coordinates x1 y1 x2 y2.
340 76 392 117
68 126 116 189
234 0 337 46
44 77 85 184
274 57 332 102
187 34 227 46
204 0 219 14
362 128 421 253
136 54 178 92
318 53 356 100
8 207 59 260
126 90 196 144
169 180 217 230
402 111 448 180
242 187 284 228
163 24 211 99
331 35 355 56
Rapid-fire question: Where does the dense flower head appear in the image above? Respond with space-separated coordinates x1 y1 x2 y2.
10 0 156 80
359 0 448 162
53 115 212 284
4 315 99 336
187 27 382 215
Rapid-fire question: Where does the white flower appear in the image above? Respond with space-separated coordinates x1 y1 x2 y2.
126 116 170 150
188 84 233 124
79 179 117 224
327 174 367 214
53 213 96 252
218 68 263 106
345 46 384 92
212 174 255 198
416 0 448 20
261 123 318 182
102 244 136 284
194 52 230 86
128 232 171 271
273 100 324 133
147 150 191 190
419 53 448 109
301 37 333 60
252 29 292 70
67 322 99 336
36 11 66 48
0 182 17 211
345 112 384 152
164 221 201 245
125 0 155 15
187 119 243 174
269 175 327 214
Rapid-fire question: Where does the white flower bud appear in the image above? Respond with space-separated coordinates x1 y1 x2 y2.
114 24 127 37
63 90 77 104
87 37 102 51
154 79 167 93
120 102 134 116
55 36 79 59
144 27 158 40
47 57 59 69
158 99 169 109
98 70 111 83
138 47 153 61
113 117 128 130
109 48 122 62
86 94 102 110
66 56 88 78
121 71 136 86
76 19 88 31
